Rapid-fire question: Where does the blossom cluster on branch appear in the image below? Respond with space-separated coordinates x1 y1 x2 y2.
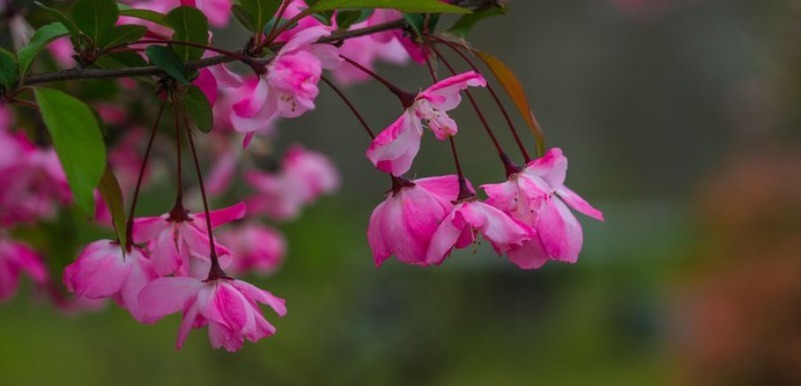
0 0 602 352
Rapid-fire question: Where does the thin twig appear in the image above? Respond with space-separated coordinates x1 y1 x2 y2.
22 19 407 87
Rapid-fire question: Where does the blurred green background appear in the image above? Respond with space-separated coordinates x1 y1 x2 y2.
4 0 801 385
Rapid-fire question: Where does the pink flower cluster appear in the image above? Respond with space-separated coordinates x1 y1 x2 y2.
0 0 606 353
0 107 64 304
369 149 604 269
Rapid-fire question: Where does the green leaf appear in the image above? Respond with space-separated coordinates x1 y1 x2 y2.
34 88 106 215
237 0 282 34
310 0 470 14
98 166 127 251
72 0 120 41
448 4 506 38
17 23 70 78
99 25 147 48
231 4 257 32
473 49 546 156
145 46 190 84
335 10 372 30
95 50 149 69
34 1 82 40
118 8 170 27
0 48 18 89
165 6 209 62
182 85 213 133
402 13 440 37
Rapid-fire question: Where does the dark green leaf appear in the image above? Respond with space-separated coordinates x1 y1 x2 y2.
34 88 106 215
72 0 120 41
447 4 505 38
310 0 470 14
118 8 170 27
98 166 127 251
165 6 209 62
0 48 18 89
312 11 335 26
263 18 294 35
182 85 213 133
237 0 282 34
95 50 150 69
17 23 70 78
231 4 257 32
145 46 190 84
34 1 82 40
335 10 368 30
99 25 147 48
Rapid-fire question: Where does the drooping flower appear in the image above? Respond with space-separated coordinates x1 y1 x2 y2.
246 145 339 221
425 195 533 266
366 71 487 176
63 240 156 321
138 276 287 351
219 223 285 275
0 236 49 302
482 148 604 269
368 175 460 267
133 203 246 277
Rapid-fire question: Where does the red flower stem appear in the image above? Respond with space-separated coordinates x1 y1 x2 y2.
428 44 504 157
449 137 475 201
339 55 416 108
264 0 292 44
125 100 166 250
427 34 532 162
182 109 226 280
170 96 184 214
102 40 265 71
320 76 375 139
266 7 314 45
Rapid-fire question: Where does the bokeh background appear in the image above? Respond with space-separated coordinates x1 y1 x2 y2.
3 0 801 385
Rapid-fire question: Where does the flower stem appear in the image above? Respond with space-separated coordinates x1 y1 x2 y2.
169 96 185 218
125 100 166 250
339 55 416 108
320 76 375 139
449 137 475 201
181 108 226 280
429 44 508 164
428 34 532 162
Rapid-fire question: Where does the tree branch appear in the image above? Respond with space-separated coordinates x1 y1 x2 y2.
22 19 408 87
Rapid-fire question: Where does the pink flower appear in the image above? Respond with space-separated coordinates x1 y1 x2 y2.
63 240 156 321
0 237 49 302
0 130 70 226
368 175 460 267
230 26 340 139
219 223 285 275
366 71 487 176
482 148 604 269
133 203 246 277
246 145 339 221
181 0 232 27
138 276 286 351
426 197 533 265
331 11 410 86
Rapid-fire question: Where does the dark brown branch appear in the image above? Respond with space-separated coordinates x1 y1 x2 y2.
22 19 407 87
